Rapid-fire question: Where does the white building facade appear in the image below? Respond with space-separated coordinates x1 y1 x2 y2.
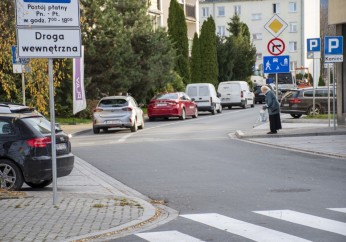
199 0 320 79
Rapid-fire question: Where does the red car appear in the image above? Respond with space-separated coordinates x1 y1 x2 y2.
147 92 198 121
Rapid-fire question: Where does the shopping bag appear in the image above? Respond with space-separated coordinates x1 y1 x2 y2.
259 109 267 123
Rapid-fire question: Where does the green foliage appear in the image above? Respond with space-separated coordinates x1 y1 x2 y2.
319 75 326 86
190 33 201 83
199 16 218 86
81 0 176 104
217 15 256 82
167 0 190 85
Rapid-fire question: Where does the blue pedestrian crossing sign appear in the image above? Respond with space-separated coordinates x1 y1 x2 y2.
324 36 343 62
263 55 290 74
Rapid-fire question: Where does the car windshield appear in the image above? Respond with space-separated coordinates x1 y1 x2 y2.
154 93 178 100
99 99 128 107
21 117 52 134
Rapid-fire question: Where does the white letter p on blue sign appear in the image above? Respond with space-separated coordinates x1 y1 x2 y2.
324 36 343 55
307 38 320 51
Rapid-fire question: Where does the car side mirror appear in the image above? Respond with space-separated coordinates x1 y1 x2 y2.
217 92 221 98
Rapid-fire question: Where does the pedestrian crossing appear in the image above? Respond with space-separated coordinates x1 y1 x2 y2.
135 208 346 242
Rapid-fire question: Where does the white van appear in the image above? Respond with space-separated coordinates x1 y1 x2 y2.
185 83 222 115
217 81 254 109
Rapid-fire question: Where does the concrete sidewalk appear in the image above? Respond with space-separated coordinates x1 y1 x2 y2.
234 117 346 159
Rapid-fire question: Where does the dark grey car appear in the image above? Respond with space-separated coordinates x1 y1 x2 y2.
280 87 336 118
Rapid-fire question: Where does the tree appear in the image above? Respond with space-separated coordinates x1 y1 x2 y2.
81 0 176 102
167 0 190 85
199 16 218 86
216 15 256 82
0 1 69 115
190 33 201 83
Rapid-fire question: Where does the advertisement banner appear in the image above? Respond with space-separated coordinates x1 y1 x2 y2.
73 46 86 114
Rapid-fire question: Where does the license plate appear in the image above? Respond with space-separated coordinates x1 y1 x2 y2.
283 104 289 107
56 143 67 151
157 103 167 107
106 120 121 124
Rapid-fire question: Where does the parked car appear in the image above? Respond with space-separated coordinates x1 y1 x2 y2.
0 113 74 190
147 92 198 121
217 81 254 109
92 95 144 134
0 103 39 114
185 83 222 115
280 87 336 118
253 84 282 104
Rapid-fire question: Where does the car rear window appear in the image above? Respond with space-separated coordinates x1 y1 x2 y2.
187 87 197 97
21 117 52 135
154 93 178 100
99 99 128 107
199 86 209 96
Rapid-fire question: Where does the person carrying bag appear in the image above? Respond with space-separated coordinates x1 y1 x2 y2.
261 85 282 134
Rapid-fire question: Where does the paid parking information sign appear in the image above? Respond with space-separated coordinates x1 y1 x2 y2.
15 0 81 58
15 0 80 27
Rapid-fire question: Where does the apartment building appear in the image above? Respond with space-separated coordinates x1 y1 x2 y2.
148 0 200 42
199 0 320 78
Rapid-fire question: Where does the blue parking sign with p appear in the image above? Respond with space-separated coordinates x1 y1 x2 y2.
324 36 343 55
307 38 320 52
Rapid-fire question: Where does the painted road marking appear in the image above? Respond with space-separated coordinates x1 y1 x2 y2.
136 230 204 242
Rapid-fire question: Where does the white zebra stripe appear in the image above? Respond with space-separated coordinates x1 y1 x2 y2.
255 210 346 236
181 213 310 242
136 230 204 242
327 208 346 214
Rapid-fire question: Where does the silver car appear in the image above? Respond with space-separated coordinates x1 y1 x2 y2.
92 96 144 134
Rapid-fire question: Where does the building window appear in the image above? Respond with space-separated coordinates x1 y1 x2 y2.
202 7 209 17
289 41 297 52
252 13 262 20
217 6 225 17
273 3 280 13
217 26 226 36
253 33 262 40
234 5 241 15
289 2 297 12
289 22 297 32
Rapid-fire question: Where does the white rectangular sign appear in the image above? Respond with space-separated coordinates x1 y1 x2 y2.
15 0 80 27
17 28 81 58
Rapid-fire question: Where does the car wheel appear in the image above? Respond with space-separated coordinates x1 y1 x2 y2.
139 116 144 129
242 100 247 109
290 114 302 119
211 105 216 115
308 105 321 115
93 127 100 134
0 159 24 191
179 108 186 120
192 107 198 118
217 104 222 113
251 102 255 108
25 179 52 188
130 119 138 132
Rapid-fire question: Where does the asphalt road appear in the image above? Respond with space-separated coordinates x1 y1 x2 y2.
71 107 346 242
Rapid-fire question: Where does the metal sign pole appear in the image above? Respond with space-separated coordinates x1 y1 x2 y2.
275 73 278 97
48 59 58 205
333 64 336 130
327 65 331 127
312 60 315 116
21 67 26 106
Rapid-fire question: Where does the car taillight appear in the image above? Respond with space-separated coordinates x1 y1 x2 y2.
122 107 133 111
289 98 301 104
168 101 178 105
27 137 51 148
93 108 103 112
241 91 244 98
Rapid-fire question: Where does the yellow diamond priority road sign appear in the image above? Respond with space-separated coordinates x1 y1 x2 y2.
265 14 288 37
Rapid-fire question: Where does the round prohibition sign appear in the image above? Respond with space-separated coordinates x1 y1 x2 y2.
267 38 285 56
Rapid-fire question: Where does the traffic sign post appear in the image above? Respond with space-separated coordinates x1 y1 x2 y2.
324 36 343 129
15 0 81 205
307 38 321 116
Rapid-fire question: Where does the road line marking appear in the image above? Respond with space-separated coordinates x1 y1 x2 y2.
181 213 310 242
136 230 204 242
255 210 346 236
327 208 346 214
